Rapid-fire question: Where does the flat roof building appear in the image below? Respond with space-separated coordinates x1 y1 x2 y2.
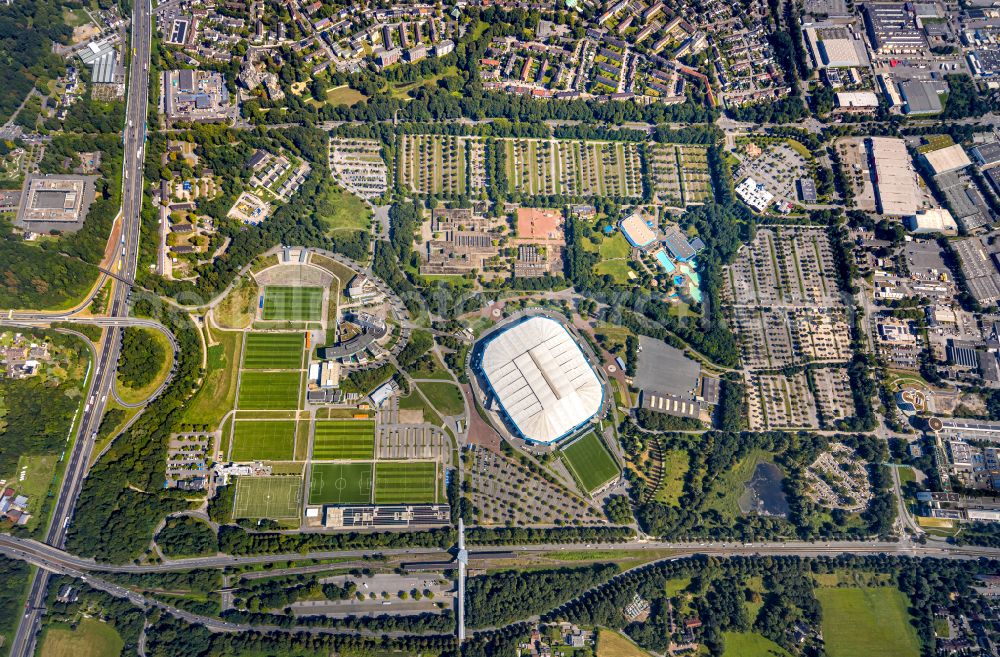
735 177 774 212
920 143 972 175
475 316 603 444
899 79 943 115
619 213 657 248
867 137 921 216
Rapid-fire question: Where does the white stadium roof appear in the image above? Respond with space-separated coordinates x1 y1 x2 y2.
479 316 603 444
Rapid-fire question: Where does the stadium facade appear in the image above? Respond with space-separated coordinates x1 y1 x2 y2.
473 315 603 444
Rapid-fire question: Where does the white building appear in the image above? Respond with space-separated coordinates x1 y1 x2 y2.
735 177 774 212
476 316 603 444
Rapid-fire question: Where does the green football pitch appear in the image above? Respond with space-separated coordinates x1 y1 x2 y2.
309 463 373 504
261 286 323 322
562 431 620 493
374 461 437 504
312 420 376 460
242 333 304 370
237 371 300 409
233 476 302 519
230 420 296 461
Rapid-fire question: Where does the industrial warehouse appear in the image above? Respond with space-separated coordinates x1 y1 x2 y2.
472 315 604 445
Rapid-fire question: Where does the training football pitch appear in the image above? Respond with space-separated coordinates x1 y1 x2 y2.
309 463 373 504
242 332 304 370
262 286 323 321
230 420 297 461
233 476 303 518
237 371 301 409
562 431 620 493
374 461 437 504
312 420 375 460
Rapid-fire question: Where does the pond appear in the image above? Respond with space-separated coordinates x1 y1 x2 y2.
738 461 789 517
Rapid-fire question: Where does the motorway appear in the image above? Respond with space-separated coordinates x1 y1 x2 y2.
7 0 153 653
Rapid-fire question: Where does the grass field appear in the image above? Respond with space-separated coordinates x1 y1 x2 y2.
214 278 258 329
237 371 300 410
398 391 443 426
815 587 920 657
325 85 367 106
721 632 792 657
231 420 297 461
562 431 620 493
316 187 372 234
374 461 437 503
417 382 465 416
312 420 375 460
185 328 243 428
655 448 690 505
309 462 373 504
262 286 323 321
242 332 304 369
233 476 303 518
39 619 123 657
596 629 652 657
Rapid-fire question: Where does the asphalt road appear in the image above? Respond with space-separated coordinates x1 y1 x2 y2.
7 0 153 653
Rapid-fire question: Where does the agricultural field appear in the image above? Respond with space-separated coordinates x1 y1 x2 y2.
39 619 123 657
233 476 303 519
374 461 438 504
230 419 297 461
242 332 305 370
312 420 376 460
261 286 324 322
397 133 483 196
502 138 643 199
596 629 652 657
309 462 373 504
237 371 301 410
815 587 920 657
562 431 620 493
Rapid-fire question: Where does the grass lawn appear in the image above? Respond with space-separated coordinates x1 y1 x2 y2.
237 371 300 410
815 587 920 657
14 454 57 529
593 258 634 284
417 382 465 416
325 85 367 106
406 351 452 380
312 420 375 460
185 328 242 428
598 232 632 259
231 419 297 461
665 576 692 598
654 448 689 505
399 391 442 426
562 431 620 493
721 632 792 657
214 278 259 329
374 461 437 503
596 629 652 657
262 286 323 322
39 619 123 657
242 332 304 370
115 328 174 405
309 462 373 504
316 187 371 233
233 476 303 519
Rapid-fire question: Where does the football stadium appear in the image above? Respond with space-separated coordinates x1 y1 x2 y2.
473 315 604 444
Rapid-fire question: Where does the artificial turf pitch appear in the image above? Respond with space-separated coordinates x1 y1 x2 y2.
233 476 303 518
309 463 373 504
261 286 323 322
312 420 375 460
374 461 437 504
242 332 304 370
237 371 301 409
562 431 620 493
230 419 297 461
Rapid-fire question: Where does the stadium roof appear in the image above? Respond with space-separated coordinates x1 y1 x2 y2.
479 316 602 444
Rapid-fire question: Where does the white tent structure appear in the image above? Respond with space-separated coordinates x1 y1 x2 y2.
479 316 603 444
